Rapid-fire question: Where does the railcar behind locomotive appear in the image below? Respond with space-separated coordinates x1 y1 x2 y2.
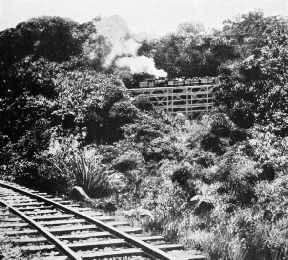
138 77 217 88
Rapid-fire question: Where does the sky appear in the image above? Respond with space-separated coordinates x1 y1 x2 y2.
0 0 288 35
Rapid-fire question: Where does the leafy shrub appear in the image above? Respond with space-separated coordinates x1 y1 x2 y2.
171 164 196 197
229 128 247 145
96 145 121 164
132 95 154 112
201 133 226 155
210 113 232 138
102 83 126 111
141 136 177 162
62 111 76 129
112 151 143 173
259 162 275 181
113 158 137 173
12 155 71 195
194 152 215 168
109 101 138 123
134 124 164 142
107 101 139 141
230 100 255 129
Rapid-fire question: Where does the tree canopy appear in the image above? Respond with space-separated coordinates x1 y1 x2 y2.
217 12 288 135
0 16 96 66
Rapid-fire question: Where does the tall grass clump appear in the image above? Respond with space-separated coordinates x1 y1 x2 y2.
69 151 114 197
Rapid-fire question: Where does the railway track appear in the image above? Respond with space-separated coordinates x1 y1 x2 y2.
0 181 205 260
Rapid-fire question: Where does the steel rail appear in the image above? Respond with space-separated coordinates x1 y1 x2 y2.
0 181 178 260
0 198 82 260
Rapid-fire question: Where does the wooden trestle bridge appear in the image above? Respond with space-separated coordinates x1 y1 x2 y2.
128 78 218 118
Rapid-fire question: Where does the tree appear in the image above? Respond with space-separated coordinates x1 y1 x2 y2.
152 21 231 78
0 58 60 142
217 12 288 135
53 69 138 144
0 16 88 65
221 11 268 58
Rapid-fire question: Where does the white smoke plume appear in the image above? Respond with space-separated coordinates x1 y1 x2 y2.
109 37 167 77
104 38 141 67
116 56 167 78
92 15 167 77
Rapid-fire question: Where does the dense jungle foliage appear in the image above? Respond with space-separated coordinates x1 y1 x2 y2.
1 12 288 260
